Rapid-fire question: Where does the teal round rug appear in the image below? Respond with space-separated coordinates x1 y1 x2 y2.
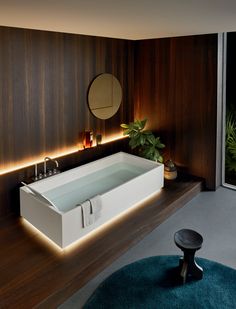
84 255 236 309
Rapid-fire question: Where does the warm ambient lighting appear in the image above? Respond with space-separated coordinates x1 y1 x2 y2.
20 218 64 255
21 188 162 254
99 132 125 144
0 134 126 175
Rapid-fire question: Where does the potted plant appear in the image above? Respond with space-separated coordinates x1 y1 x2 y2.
120 119 165 163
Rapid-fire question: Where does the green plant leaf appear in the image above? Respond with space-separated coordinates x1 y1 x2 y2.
158 143 165 149
140 119 147 130
120 118 165 163
139 134 146 146
120 123 129 129
146 134 156 145
225 110 236 172
143 130 152 135
122 129 130 136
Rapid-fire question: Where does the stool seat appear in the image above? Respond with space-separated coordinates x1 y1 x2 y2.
174 229 203 250
174 229 203 284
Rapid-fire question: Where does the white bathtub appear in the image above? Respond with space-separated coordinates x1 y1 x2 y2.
20 152 164 248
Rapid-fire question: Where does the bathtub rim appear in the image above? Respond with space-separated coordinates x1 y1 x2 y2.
20 151 163 214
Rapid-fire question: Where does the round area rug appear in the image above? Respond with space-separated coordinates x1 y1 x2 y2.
84 255 236 309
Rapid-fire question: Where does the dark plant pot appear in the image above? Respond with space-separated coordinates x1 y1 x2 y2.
164 159 177 180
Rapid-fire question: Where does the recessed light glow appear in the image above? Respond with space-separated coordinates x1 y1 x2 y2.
0 134 126 175
101 132 125 144
20 218 64 256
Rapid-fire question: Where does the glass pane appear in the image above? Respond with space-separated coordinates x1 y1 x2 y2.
225 32 236 187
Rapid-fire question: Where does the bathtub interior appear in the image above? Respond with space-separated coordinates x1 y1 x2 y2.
45 162 149 212
26 152 161 213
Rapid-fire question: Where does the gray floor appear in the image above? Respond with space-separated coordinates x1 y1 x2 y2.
59 186 236 308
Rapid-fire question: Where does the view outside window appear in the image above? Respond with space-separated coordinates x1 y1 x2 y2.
225 32 236 187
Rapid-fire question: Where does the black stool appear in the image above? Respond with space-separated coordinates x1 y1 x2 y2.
174 229 203 284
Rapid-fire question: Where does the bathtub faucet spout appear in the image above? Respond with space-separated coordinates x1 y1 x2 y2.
43 157 59 177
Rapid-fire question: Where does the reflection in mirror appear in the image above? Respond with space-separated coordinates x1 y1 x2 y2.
88 73 122 120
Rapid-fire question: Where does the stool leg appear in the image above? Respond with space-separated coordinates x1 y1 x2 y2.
178 256 188 284
186 251 203 280
191 260 203 280
180 260 188 284
181 250 203 282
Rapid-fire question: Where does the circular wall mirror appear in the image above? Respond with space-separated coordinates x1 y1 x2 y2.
88 73 122 120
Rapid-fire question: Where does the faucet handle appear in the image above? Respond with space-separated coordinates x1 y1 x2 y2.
48 169 53 176
53 168 60 175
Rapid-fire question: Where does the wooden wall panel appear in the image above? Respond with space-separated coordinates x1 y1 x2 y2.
0 26 134 170
0 26 134 216
135 35 218 189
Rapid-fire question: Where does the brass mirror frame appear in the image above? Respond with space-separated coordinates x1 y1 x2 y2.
88 73 122 120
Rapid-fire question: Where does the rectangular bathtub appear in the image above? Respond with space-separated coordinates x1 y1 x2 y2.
20 152 164 248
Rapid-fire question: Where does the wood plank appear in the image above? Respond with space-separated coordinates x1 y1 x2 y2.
0 174 203 308
0 26 134 167
134 34 218 189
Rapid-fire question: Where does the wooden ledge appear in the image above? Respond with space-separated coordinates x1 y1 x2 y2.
0 173 203 308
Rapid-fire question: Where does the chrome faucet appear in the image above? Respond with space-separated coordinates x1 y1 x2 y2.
43 157 59 177
34 163 38 181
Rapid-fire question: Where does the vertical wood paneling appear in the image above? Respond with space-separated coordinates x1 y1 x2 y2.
0 26 134 215
0 27 134 168
135 35 218 189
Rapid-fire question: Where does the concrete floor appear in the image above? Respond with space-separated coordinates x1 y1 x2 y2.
59 186 236 308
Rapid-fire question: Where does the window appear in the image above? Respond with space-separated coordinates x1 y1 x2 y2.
224 32 236 189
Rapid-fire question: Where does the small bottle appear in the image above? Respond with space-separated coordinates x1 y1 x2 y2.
83 131 93 148
96 134 102 146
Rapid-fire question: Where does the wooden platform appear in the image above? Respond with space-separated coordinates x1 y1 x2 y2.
0 174 203 308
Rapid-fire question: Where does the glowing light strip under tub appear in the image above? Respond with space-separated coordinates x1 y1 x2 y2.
21 188 162 254
0 134 125 175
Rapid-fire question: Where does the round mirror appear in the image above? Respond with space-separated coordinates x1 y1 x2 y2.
88 73 122 120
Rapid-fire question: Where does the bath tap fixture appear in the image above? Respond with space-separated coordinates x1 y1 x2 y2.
34 163 38 181
43 157 59 178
